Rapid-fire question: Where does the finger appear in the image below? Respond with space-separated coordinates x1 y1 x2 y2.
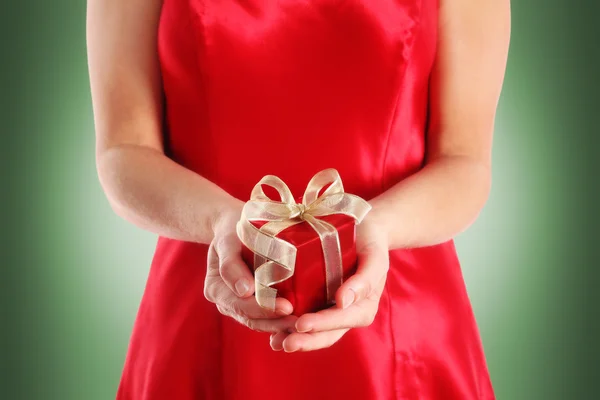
336 242 389 309
282 329 349 352
214 233 255 298
206 241 220 278
205 243 256 305
270 331 289 351
204 242 226 302
208 247 294 317
246 315 298 333
219 306 297 333
226 295 294 320
294 300 376 333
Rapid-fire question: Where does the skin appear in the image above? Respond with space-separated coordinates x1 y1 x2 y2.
87 0 510 354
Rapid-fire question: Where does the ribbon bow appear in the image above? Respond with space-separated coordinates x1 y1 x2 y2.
236 168 372 310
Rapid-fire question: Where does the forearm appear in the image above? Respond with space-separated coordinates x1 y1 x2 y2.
369 155 491 250
97 144 242 244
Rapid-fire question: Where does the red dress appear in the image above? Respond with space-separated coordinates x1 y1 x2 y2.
117 1 495 399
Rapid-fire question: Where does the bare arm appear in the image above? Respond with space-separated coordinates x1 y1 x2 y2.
86 0 242 245
278 0 511 352
369 0 511 250
87 0 295 331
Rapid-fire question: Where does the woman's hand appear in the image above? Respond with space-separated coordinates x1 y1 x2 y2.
269 216 390 352
204 206 298 333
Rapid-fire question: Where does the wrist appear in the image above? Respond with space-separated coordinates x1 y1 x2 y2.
358 205 391 252
212 197 244 238
364 201 392 248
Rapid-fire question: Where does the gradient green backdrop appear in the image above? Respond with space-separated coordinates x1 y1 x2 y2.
3 1 599 399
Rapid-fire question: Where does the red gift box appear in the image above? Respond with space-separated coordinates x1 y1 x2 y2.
241 213 358 316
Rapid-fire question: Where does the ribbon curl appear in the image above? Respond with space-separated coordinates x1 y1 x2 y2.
236 168 372 311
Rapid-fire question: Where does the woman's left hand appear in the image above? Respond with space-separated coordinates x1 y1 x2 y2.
269 216 390 352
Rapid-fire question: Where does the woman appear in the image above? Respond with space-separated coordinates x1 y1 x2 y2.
87 0 510 399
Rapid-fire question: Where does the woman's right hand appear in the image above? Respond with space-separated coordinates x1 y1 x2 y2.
204 206 297 335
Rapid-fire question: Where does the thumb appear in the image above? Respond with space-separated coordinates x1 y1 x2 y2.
336 243 389 309
214 232 255 298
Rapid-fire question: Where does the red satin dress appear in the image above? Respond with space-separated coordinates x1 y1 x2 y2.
117 1 495 399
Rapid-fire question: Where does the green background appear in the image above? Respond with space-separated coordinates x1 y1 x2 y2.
3 1 598 399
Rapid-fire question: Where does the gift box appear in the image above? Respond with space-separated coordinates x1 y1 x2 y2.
236 169 371 317
241 213 358 316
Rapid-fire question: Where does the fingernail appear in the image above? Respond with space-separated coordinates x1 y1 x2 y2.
284 343 301 353
275 308 291 316
284 345 298 353
270 335 283 351
296 324 311 333
342 289 356 309
235 278 250 296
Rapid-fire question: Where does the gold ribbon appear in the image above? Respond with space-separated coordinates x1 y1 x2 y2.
236 168 372 310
